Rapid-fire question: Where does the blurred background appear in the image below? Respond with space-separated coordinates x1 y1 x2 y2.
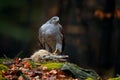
0 0 120 78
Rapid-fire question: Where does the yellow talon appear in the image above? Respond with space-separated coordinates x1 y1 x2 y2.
53 48 57 54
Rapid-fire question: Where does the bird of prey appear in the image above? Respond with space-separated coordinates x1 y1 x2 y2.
39 16 64 54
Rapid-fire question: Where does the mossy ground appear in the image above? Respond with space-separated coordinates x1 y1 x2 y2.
0 58 119 80
0 64 8 80
41 61 63 70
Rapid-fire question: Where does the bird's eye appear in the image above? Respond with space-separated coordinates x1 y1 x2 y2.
43 55 46 57
52 18 56 20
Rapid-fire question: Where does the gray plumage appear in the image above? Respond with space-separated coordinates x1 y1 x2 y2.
39 16 64 54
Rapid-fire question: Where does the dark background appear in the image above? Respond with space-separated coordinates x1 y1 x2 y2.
0 0 120 78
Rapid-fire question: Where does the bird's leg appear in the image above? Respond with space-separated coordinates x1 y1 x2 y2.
53 48 58 55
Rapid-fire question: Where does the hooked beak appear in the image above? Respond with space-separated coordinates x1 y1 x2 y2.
55 20 59 25
56 20 59 23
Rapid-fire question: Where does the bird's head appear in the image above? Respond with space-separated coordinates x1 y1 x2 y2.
49 16 60 24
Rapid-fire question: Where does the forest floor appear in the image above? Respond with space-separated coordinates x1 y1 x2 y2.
0 58 119 80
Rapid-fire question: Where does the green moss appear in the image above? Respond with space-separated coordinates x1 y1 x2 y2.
0 75 7 80
108 76 120 80
0 64 8 72
0 64 8 80
0 58 12 64
85 77 94 80
41 62 63 70
29 61 37 68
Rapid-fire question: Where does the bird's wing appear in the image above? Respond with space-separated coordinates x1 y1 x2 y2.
58 24 64 53
59 24 64 37
38 25 45 49
38 23 53 49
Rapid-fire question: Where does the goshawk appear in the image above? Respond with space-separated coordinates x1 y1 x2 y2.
39 16 64 54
